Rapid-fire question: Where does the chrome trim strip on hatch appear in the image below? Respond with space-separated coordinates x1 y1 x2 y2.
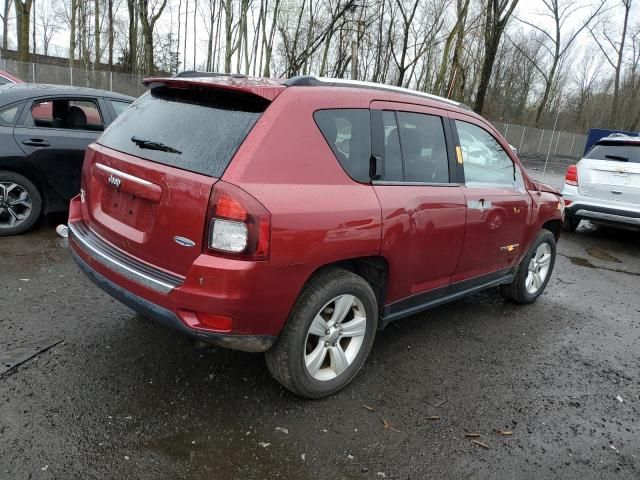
68 221 184 294
95 163 154 186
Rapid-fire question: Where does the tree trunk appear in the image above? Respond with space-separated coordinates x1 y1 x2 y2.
262 0 279 76
206 0 214 71
127 0 137 72
108 0 114 68
2 0 11 59
94 0 100 64
138 0 168 75
193 0 197 69
14 0 33 68
224 0 233 72
610 0 631 128
143 28 153 74
70 0 77 69
473 0 519 115
535 59 557 127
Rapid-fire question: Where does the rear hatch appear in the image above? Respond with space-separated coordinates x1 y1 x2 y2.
80 79 279 276
578 140 640 205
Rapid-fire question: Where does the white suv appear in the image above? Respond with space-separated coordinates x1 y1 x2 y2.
562 135 640 231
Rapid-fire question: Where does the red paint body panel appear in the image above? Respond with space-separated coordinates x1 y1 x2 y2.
69 79 563 346
81 143 217 275
374 185 467 302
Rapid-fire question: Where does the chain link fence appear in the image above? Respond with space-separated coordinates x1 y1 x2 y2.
1 59 147 97
491 121 587 159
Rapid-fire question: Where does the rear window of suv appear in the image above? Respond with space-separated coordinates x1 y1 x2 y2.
586 142 640 163
98 86 268 177
314 109 371 182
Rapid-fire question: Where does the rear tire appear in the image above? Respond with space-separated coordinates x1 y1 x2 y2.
501 230 556 304
0 171 42 236
265 268 377 399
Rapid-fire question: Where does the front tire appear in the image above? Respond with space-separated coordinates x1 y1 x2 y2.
501 230 556 304
0 171 42 236
265 268 377 399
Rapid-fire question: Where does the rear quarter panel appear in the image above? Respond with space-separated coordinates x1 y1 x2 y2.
223 87 383 275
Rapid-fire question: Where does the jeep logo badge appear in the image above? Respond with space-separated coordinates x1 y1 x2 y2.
108 174 122 190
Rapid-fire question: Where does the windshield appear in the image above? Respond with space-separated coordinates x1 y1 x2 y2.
97 86 268 177
585 143 640 164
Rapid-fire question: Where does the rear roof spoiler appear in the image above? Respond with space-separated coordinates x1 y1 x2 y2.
143 76 286 102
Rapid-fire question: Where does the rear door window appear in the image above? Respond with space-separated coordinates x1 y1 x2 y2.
314 109 371 182
25 98 104 131
397 112 449 183
585 143 640 163
98 88 267 178
0 103 22 125
381 111 403 181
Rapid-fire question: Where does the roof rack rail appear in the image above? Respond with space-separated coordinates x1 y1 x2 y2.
173 70 248 79
284 76 471 110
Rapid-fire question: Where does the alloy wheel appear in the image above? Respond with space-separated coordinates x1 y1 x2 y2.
0 182 33 229
526 242 552 294
304 294 367 381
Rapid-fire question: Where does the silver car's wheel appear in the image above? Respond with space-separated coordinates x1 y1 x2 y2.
304 294 367 381
525 243 552 294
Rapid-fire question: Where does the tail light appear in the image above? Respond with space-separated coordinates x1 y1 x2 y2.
204 181 271 260
565 165 578 186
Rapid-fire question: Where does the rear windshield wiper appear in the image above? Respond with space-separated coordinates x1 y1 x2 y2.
131 136 182 154
605 154 628 162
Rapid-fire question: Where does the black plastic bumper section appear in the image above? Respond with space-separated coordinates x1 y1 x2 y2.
71 248 276 353
566 203 640 219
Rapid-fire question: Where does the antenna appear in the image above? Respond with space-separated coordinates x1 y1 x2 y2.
539 107 560 193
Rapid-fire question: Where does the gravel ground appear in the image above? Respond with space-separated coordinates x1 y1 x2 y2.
1 158 639 480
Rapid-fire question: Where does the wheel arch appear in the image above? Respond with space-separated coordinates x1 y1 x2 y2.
303 256 390 318
542 219 562 241
0 162 51 212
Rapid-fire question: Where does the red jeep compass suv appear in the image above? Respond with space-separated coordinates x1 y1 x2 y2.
68 75 563 398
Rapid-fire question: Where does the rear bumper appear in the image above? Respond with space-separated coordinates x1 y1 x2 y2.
71 248 276 352
561 185 640 227
66 191 308 350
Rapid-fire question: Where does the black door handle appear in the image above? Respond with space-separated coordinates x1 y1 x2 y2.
22 139 50 147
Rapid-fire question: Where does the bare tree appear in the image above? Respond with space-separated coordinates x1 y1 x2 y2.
515 0 607 126
473 0 520 114
434 0 471 96
69 0 78 67
38 3 60 56
2 0 13 59
589 0 633 128
14 0 34 67
108 0 114 67
138 0 169 74
126 0 138 71
262 0 280 76
95 0 100 63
